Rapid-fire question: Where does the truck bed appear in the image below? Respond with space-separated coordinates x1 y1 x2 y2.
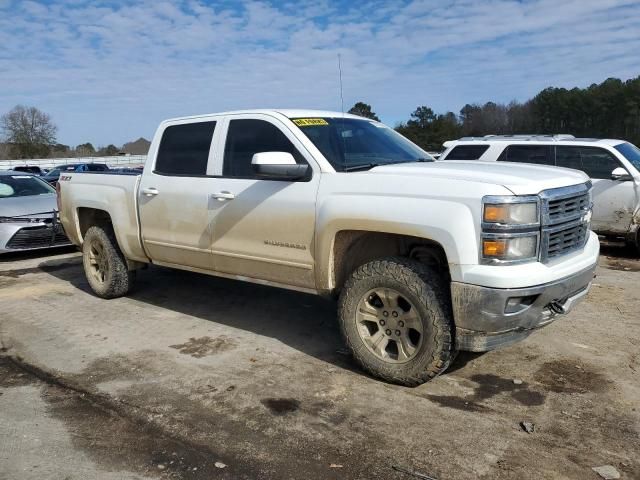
58 172 148 263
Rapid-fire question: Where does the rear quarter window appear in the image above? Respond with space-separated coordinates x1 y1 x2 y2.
442 145 489 160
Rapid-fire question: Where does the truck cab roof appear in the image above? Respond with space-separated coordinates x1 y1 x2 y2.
162 109 365 124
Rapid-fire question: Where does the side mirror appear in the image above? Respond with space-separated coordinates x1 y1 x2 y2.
611 167 632 181
251 152 309 180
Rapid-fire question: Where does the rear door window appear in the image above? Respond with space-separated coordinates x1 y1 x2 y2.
497 145 553 165
155 121 216 176
442 145 489 160
555 146 583 170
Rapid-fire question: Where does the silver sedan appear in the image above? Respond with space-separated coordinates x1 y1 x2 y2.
0 171 71 253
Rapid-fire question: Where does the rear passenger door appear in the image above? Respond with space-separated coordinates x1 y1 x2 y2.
556 146 638 234
138 119 221 269
207 114 320 290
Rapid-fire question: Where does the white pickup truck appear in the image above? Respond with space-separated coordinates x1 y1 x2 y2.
58 109 599 386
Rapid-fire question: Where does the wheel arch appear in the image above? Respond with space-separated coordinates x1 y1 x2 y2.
76 206 147 268
325 230 450 296
77 207 113 240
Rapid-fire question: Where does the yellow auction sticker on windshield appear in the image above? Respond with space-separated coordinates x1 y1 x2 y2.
292 118 329 127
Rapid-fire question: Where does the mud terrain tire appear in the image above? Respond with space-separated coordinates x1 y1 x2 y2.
338 257 455 386
82 225 135 299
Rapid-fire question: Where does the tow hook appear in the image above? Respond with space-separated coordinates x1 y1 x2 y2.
549 300 566 315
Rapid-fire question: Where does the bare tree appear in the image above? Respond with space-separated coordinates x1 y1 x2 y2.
1 105 57 159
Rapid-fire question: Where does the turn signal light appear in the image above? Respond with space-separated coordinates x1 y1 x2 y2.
483 239 507 257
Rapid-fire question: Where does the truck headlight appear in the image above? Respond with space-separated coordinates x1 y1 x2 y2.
482 234 538 262
483 201 538 226
481 195 541 264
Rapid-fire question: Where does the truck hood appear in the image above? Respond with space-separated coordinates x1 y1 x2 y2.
370 161 589 195
0 193 58 218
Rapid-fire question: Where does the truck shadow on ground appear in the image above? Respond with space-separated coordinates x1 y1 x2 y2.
37 257 487 380
31 242 638 382
39 258 366 374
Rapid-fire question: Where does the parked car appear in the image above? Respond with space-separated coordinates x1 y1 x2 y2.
439 135 640 251
57 110 598 386
42 163 109 186
0 171 71 253
11 165 46 175
111 167 144 174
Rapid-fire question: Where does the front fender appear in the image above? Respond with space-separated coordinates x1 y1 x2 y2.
314 194 479 291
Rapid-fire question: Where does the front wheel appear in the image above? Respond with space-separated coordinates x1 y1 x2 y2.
82 225 135 299
338 257 455 386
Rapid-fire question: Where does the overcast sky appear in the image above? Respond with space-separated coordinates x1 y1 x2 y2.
1 0 639 147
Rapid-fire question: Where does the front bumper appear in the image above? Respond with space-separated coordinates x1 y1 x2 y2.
0 221 71 253
451 263 597 351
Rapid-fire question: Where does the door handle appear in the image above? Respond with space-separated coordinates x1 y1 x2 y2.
142 187 159 197
211 191 235 201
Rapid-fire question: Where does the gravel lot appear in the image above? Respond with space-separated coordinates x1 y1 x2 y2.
1 245 639 480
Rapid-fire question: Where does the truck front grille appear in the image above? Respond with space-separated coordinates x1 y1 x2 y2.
543 222 589 260
6 225 70 250
540 182 592 262
547 193 591 225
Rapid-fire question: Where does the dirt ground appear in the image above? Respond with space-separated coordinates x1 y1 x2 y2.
0 244 639 480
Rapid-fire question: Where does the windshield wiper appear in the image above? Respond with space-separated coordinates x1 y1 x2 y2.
343 157 434 171
342 163 380 172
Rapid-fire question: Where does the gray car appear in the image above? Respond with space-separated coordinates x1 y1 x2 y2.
0 171 71 253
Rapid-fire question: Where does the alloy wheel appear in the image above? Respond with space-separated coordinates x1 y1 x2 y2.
355 288 424 363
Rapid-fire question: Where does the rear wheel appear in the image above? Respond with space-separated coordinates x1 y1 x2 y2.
82 225 135 298
338 257 455 386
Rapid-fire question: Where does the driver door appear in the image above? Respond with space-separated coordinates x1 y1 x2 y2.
207 114 320 290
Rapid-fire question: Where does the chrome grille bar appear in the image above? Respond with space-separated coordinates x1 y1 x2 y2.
539 182 592 262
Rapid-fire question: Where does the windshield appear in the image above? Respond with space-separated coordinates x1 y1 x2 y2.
291 117 432 171
0 174 55 198
614 142 640 171
44 165 78 178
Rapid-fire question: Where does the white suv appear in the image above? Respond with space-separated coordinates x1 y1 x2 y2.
440 135 640 251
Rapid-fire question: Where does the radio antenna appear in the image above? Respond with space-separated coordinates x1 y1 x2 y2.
338 53 345 114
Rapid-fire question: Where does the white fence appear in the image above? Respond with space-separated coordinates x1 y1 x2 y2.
0 155 147 170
